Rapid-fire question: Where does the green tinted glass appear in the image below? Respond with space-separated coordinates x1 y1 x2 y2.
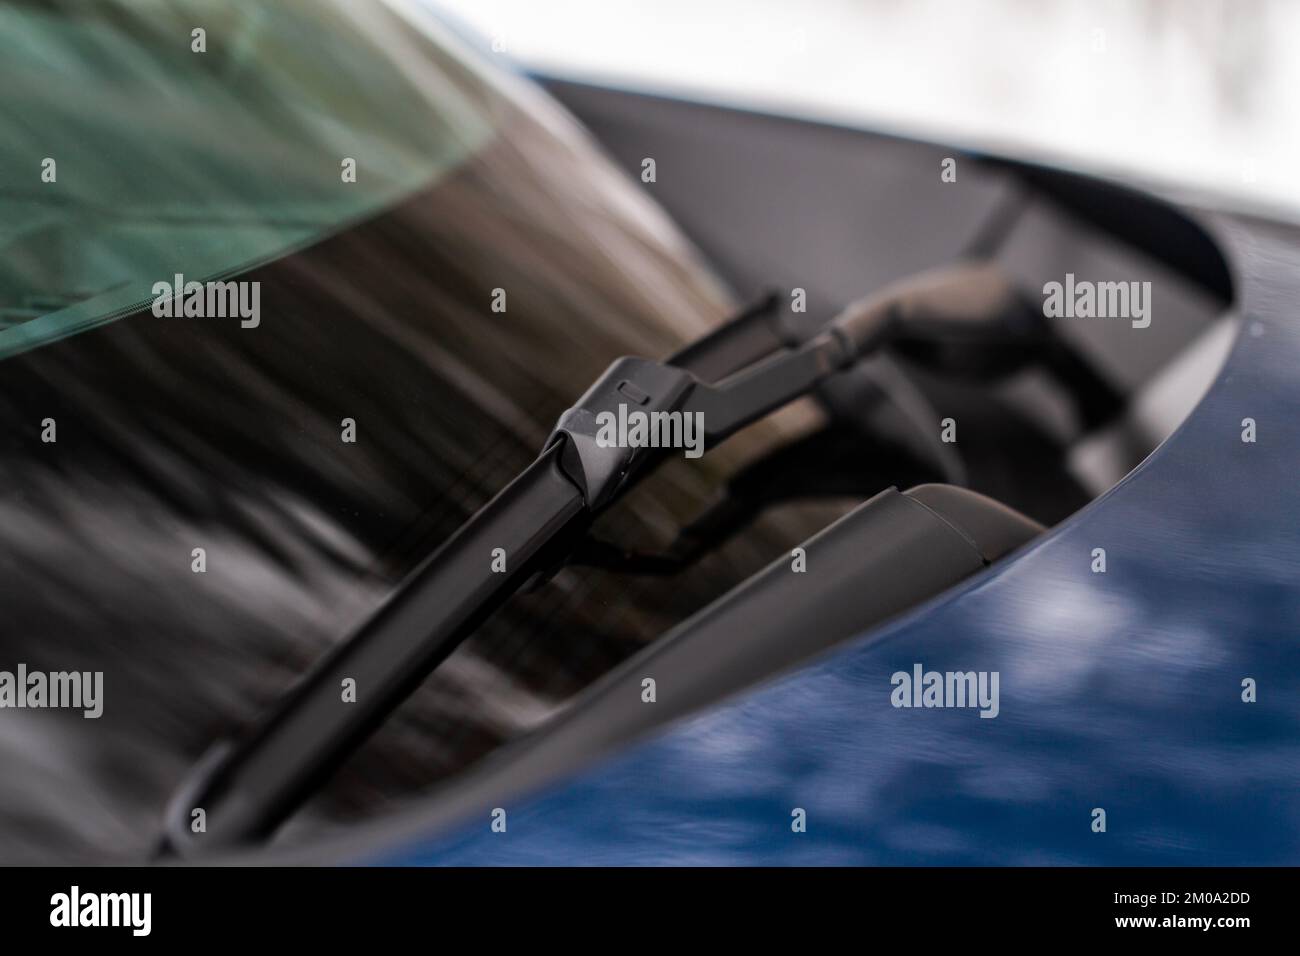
0 0 497 358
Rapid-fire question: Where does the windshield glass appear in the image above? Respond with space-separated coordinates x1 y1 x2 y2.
0 0 494 357
0 0 853 863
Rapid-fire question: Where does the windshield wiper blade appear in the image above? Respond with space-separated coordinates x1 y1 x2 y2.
161 262 1022 855
162 441 586 854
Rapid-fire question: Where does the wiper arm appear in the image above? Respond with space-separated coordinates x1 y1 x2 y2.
161 262 1021 855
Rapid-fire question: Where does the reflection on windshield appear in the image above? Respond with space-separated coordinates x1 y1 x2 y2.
0 0 497 358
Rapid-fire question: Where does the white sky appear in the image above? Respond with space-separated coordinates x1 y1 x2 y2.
433 0 1300 219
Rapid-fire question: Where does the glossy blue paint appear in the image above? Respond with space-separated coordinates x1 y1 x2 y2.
384 216 1300 866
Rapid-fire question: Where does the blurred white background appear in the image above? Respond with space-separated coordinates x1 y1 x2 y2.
433 0 1300 218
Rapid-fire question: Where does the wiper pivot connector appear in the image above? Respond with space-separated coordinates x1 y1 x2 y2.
547 357 697 511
